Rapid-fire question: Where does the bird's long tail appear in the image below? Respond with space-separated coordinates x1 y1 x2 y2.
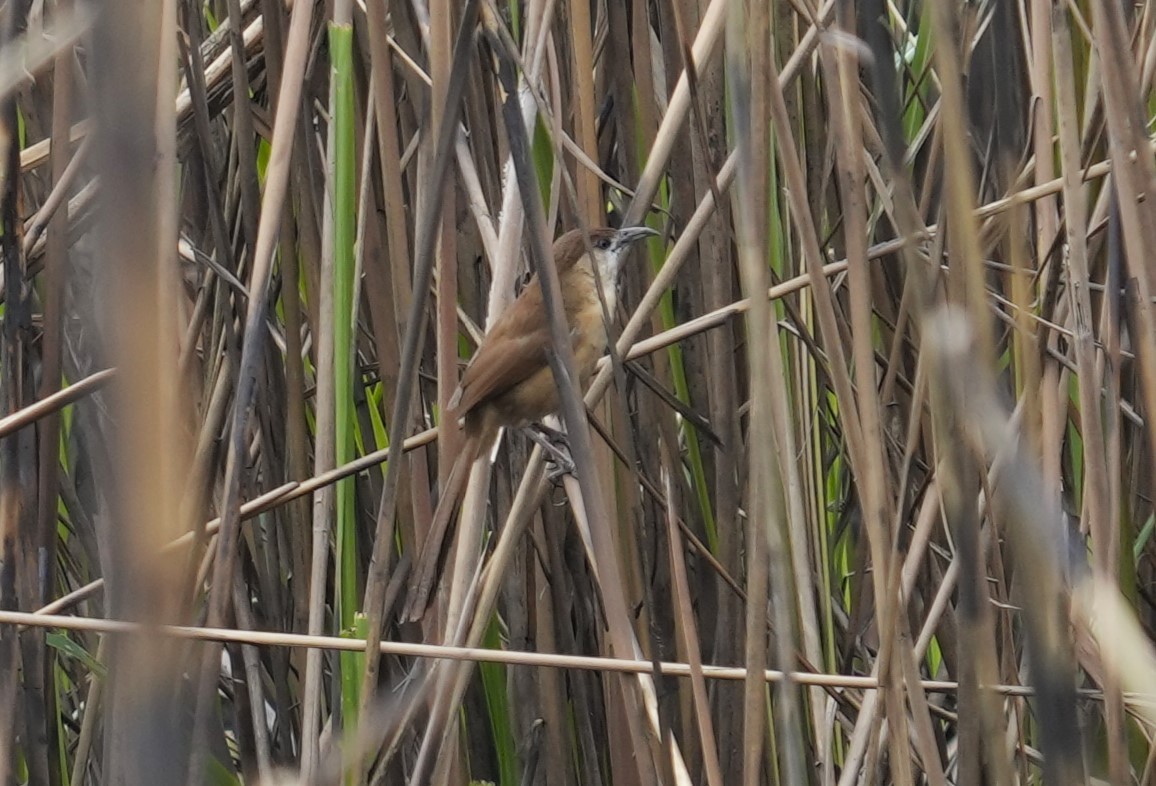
402 429 484 621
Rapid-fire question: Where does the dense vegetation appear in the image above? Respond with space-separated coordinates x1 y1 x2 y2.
1 0 1155 783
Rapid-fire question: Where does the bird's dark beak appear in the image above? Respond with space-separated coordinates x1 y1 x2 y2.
617 226 660 246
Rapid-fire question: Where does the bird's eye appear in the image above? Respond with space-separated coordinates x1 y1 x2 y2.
595 238 611 250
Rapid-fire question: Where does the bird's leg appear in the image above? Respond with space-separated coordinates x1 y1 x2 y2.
523 424 575 479
530 422 568 447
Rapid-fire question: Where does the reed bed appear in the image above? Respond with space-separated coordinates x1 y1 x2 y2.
1 0 1155 783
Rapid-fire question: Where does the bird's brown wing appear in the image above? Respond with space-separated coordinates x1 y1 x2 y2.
449 282 550 416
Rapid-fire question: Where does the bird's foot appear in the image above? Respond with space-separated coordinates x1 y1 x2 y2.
545 459 573 483
525 424 575 479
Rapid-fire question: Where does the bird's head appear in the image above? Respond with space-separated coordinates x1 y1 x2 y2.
554 225 660 288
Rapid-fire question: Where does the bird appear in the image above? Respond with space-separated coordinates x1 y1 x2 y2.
403 225 658 620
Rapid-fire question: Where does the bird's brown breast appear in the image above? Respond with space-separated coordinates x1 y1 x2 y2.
451 255 611 437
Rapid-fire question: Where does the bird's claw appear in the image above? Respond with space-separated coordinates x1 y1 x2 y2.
545 454 575 482
525 425 576 479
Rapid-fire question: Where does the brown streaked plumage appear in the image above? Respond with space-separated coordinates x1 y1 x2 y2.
403 225 657 620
